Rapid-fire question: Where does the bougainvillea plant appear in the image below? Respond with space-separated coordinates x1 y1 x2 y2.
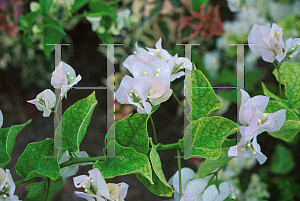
1 24 300 201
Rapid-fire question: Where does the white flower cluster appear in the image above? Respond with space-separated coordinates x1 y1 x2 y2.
168 168 235 201
116 38 192 114
27 62 81 117
0 168 20 201
73 168 128 201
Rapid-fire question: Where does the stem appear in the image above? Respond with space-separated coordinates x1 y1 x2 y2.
15 157 106 187
149 115 157 144
177 148 182 199
172 91 184 111
156 142 180 151
277 67 282 98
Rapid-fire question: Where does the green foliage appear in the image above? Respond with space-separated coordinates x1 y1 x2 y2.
192 0 209 12
186 69 222 121
94 141 153 184
169 0 183 8
265 101 300 142
136 139 173 197
15 139 60 180
19 11 41 48
107 105 159 156
0 120 32 168
157 19 170 42
71 0 89 13
39 0 52 15
183 116 237 159
55 91 98 153
42 17 66 57
25 177 64 201
270 144 295 175
197 139 235 178
262 83 289 106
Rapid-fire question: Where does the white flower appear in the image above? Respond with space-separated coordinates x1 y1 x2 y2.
27 89 56 117
227 0 242 12
73 168 129 201
0 168 20 201
248 23 299 63
59 151 93 180
0 110 3 128
168 168 196 195
115 75 172 114
86 17 102 32
52 0 74 10
116 9 131 30
228 89 286 164
51 61 81 99
204 51 220 79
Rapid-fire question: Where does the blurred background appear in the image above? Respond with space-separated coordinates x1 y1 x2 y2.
0 0 300 200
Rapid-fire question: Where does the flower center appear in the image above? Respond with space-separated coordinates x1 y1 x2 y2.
171 61 184 75
129 90 141 103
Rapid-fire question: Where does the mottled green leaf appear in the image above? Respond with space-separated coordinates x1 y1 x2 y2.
94 141 153 184
15 139 60 180
186 69 222 121
262 82 289 106
107 105 159 155
157 19 170 42
0 120 32 169
25 177 63 201
185 116 237 159
192 0 209 12
265 101 300 142
55 91 98 153
270 144 295 174
169 0 183 8
197 140 234 178
273 62 300 108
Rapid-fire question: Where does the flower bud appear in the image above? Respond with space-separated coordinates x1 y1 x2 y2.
258 119 262 125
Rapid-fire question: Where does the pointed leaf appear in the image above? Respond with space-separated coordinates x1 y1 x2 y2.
25 176 63 201
262 83 289 106
0 120 32 168
15 139 60 180
55 91 98 153
270 144 295 174
265 101 300 142
94 141 153 184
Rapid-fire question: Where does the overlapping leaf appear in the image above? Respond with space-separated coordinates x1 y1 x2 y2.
265 101 300 142
15 139 60 180
94 141 153 184
55 91 98 153
0 120 32 168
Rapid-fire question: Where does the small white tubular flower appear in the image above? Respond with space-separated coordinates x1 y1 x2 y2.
0 168 20 201
248 23 292 63
146 38 173 61
168 168 196 195
59 151 93 180
116 9 131 30
227 0 242 12
51 61 81 99
0 110 3 128
86 17 102 32
27 89 56 117
168 54 193 82
115 75 152 114
73 168 129 201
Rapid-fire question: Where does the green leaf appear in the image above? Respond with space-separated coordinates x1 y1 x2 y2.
94 141 153 184
83 10 117 18
42 17 66 57
185 116 237 159
192 0 209 12
270 144 295 174
107 105 159 155
71 0 89 13
169 0 183 8
0 120 32 168
197 146 232 178
187 69 222 121
141 0 163 27
20 11 41 28
262 83 289 106
25 176 63 201
265 101 300 142
281 62 300 108
88 0 116 18
22 32 33 48
157 19 170 42
39 0 52 15
15 139 60 180
55 91 98 153
137 139 173 197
